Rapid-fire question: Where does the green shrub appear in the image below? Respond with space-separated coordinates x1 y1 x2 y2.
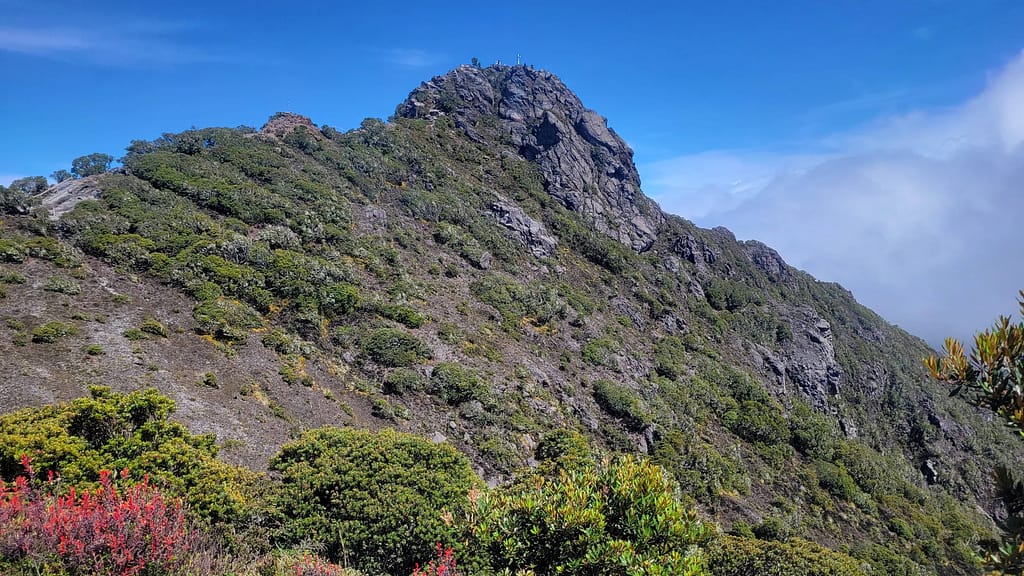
471 274 562 332
43 276 81 295
31 321 78 343
368 302 427 328
651 430 745 504
429 362 487 405
534 429 593 464
707 535 866 576
84 344 105 356
139 318 170 338
473 454 712 575
123 328 148 341
581 338 617 367
790 401 837 460
361 328 431 367
592 379 647 429
653 336 688 380
270 427 481 576
754 517 792 542
836 442 891 495
0 268 26 284
722 400 790 445
193 298 263 343
382 367 423 395
319 282 360 318
279 354 314 387
261 328 299 355
814 459 860 502
199 372 219 388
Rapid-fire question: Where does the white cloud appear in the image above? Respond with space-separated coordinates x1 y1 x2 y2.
0 21 226 67
640 50 1024 347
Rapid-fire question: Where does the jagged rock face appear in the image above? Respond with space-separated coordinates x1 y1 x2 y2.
671 233 717 270
742 240 791 282
776 308 845 416
489 198 558 257
397 65 664 252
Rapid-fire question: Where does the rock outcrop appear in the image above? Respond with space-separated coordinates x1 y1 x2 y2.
397 65 663 252
489 198 558 257
780 308 845 415
37 174 107 220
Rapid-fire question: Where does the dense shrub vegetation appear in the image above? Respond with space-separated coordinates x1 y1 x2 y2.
0 389 910 576
0 80 1015 576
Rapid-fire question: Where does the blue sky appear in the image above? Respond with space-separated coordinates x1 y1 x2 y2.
2 0 1024 344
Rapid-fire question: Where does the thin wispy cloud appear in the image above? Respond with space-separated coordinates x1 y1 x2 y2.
0 21 228 67
381 48 444 68
642 50 1024 347
0 26 92 54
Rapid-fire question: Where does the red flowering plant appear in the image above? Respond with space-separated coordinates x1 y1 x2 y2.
411 543 460 576
0 455 192 576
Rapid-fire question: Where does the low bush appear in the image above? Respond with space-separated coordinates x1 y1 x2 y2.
362 328 431 367
193 298 263 343
0 387 259 526
429 362 487 405
473 455 712 575
43 276 81 295
139 317 170 338
270 427 481 576
592 379 647 429
382 368 423 395
722 400 790 445
31 321 78 343
706 535 866 576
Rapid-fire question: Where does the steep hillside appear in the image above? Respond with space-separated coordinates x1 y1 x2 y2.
2 63 1020 574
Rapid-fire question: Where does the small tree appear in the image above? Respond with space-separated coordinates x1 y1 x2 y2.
926 290 1024 572
9 176 48 195
50 169 72 183
70 153 113 178
1 176 47 214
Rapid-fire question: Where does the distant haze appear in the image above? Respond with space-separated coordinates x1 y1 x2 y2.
644 51 1024 348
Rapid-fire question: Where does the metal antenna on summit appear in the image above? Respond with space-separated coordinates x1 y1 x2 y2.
516 53 521 65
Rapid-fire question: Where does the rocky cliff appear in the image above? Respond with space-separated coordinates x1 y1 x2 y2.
397 65 663 251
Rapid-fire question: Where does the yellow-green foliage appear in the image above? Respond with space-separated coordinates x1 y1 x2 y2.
0 386 259 525
472 454 712 576
707 535 867 576
31 321 78 343
592 379 648 429
927 291 1024 571
193 297 263 342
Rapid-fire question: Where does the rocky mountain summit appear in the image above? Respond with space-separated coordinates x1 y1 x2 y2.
398 65 663 251
1 64 1019 575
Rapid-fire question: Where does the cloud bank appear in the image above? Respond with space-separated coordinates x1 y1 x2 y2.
643 51 1024 347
